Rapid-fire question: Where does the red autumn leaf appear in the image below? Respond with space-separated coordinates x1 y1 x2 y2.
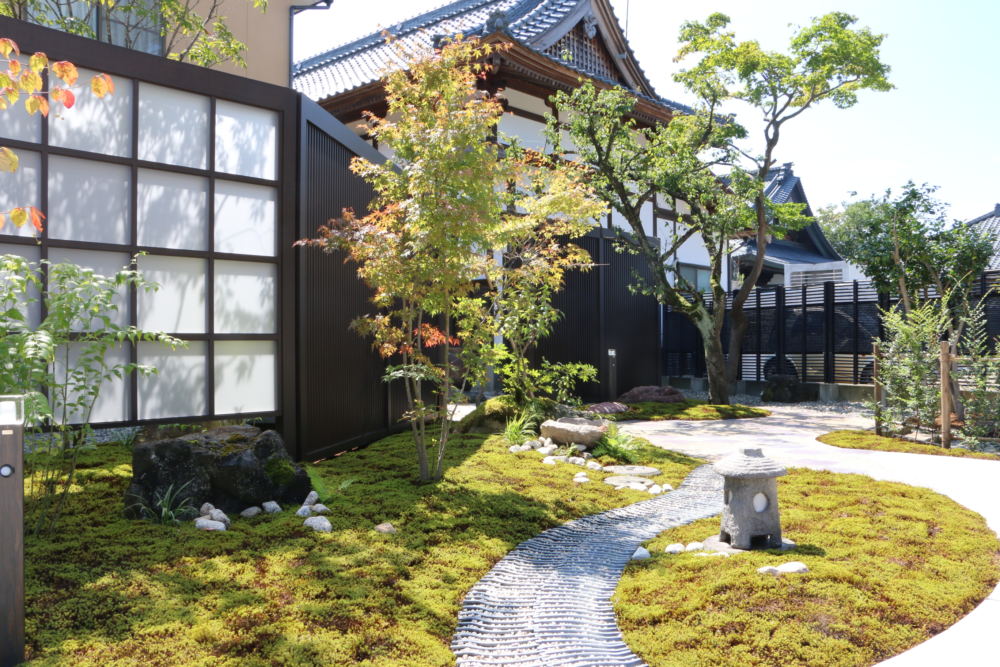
28 206 45 233
7 58 21 76
51 60 78 86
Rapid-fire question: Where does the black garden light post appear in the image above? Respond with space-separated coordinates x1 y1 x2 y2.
0 395 24 667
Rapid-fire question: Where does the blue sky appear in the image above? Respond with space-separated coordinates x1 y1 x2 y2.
294 0 998 222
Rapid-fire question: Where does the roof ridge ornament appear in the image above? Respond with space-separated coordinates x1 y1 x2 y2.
483 10 511 35
583 14 598 39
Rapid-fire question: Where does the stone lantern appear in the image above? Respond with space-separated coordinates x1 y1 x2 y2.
713 447 787 550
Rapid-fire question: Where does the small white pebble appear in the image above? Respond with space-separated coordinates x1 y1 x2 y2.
685 542 704 552
631 547 651 560
374 522 397 534
664 543 684 554
295 505 313 517
647 484 662 495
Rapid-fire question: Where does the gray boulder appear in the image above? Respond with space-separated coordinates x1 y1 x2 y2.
124 426 310 518
304 516 332 533
194 517 226 531
539 418 606 446
240 506 262 519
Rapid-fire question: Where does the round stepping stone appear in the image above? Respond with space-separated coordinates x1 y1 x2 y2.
604 475 654 487
602 464 661 477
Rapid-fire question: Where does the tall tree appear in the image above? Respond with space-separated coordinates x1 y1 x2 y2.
674 12 892 384
1 0 266 67
299 37 602 482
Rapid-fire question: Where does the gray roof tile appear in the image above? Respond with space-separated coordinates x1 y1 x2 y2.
292 0 690 112
967 204 1000 270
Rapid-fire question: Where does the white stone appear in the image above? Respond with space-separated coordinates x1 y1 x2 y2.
631 547 651 560
240 506 262 518
194 517 226 531
208 508 231 527
757 566 780 575
525 439 542 449
602 465 661 477
537 445 558 456
295 505 313 517
586 461 603 471
311 504 330 514
518 444 534 452
304 516 332 533
542 456 558 465
694 552 729 558
303 490 319 506
540 419 605 446
567 456 586 466
775 561 809 574
581 452 592 459
661 484 674 492
647 484 663 495
574 476 590 483
571 444 587 453
685 542 704 552
665 543 685 554
509 445 521 453
375 522 396 534
199 502 215 516
262 501 281 514
604 475 653 487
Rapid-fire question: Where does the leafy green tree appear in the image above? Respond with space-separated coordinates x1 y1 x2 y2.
1 0 266 67
675 12 892 384
820 183 991 312
0 254 181 534
299 37 603 482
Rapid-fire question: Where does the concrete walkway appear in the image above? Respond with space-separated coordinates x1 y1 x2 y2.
620 404 1000 665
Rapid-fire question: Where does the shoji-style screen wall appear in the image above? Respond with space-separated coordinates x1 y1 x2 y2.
0 18 297 426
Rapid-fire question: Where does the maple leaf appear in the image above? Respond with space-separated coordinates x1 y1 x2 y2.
0 146 17 172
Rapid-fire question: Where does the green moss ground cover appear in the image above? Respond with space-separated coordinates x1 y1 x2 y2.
615 468 1000 667
818 430 1000 460
24 430 699 665
607 400 771 421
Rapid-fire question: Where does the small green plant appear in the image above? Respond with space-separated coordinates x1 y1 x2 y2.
591 423 640 463
504 412 535 446
129 480 196 525
956 297 1000 446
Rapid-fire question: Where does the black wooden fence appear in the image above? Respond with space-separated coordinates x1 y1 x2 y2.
664 270 1000 385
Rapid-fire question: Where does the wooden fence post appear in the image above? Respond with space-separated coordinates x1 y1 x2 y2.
940 340 952 449
873 342 883 436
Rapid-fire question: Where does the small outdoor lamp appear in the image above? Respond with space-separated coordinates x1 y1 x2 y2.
0 395 25 666
714 447 787 550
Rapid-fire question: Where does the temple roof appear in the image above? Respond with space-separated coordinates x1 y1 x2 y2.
967 204 1000 270
292 0 690 114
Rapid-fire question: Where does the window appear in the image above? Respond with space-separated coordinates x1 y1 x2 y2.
28 0 163 57
678 263 711 292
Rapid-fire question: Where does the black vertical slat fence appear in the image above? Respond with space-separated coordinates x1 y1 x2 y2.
662 270 1000 385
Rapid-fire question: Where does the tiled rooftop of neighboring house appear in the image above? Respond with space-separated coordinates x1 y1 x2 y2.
763 162 801 206
292 0 691 113
967 203 1000 270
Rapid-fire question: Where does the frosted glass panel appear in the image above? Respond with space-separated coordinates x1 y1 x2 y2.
214 340 275 414
214 180 276 256
498 114 548 151
0 150 41 239
0 243 42 327
138 341 207 419
213 260 276 334
49 68 133 157
47 248 130 329
137 255 206 333
138 83 209 169
215 100 278 179
48 156 130 245
137 169 208 250
0 57 40 143
54 343 129 423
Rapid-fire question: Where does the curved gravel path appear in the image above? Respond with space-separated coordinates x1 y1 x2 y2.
451 465 724 667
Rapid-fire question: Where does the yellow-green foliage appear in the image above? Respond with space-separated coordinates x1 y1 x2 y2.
616 468 1000 666
25 430 699 665
818 430 1000 460
607 400 770 421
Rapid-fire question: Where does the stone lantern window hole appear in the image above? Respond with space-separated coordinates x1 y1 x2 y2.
753 492 769 513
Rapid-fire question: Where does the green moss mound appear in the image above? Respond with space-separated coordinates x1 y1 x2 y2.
606 400 771 421
455 395 559 434
818 430 1000 460
24 429 700 665
616 468 1000 666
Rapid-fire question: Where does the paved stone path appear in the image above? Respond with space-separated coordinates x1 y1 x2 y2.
451 465 724 667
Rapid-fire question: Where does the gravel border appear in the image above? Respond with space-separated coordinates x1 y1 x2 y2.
451 465 724 666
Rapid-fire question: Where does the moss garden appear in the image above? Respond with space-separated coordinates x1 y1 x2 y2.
22 430 999 665
616 468 1000 667
818 430 1000 461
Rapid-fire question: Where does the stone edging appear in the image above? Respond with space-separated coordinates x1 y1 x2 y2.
451 465 724 666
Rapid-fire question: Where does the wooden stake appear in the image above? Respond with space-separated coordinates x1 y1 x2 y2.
940 340 952 449
873 342 883 436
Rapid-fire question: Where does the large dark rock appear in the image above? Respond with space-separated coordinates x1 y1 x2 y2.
617 385 686 404
124 425 310 517
761 374 818 403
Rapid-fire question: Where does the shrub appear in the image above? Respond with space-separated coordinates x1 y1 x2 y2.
591 423 640 463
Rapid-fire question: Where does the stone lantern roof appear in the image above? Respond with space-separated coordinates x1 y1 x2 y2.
713 448 787 479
